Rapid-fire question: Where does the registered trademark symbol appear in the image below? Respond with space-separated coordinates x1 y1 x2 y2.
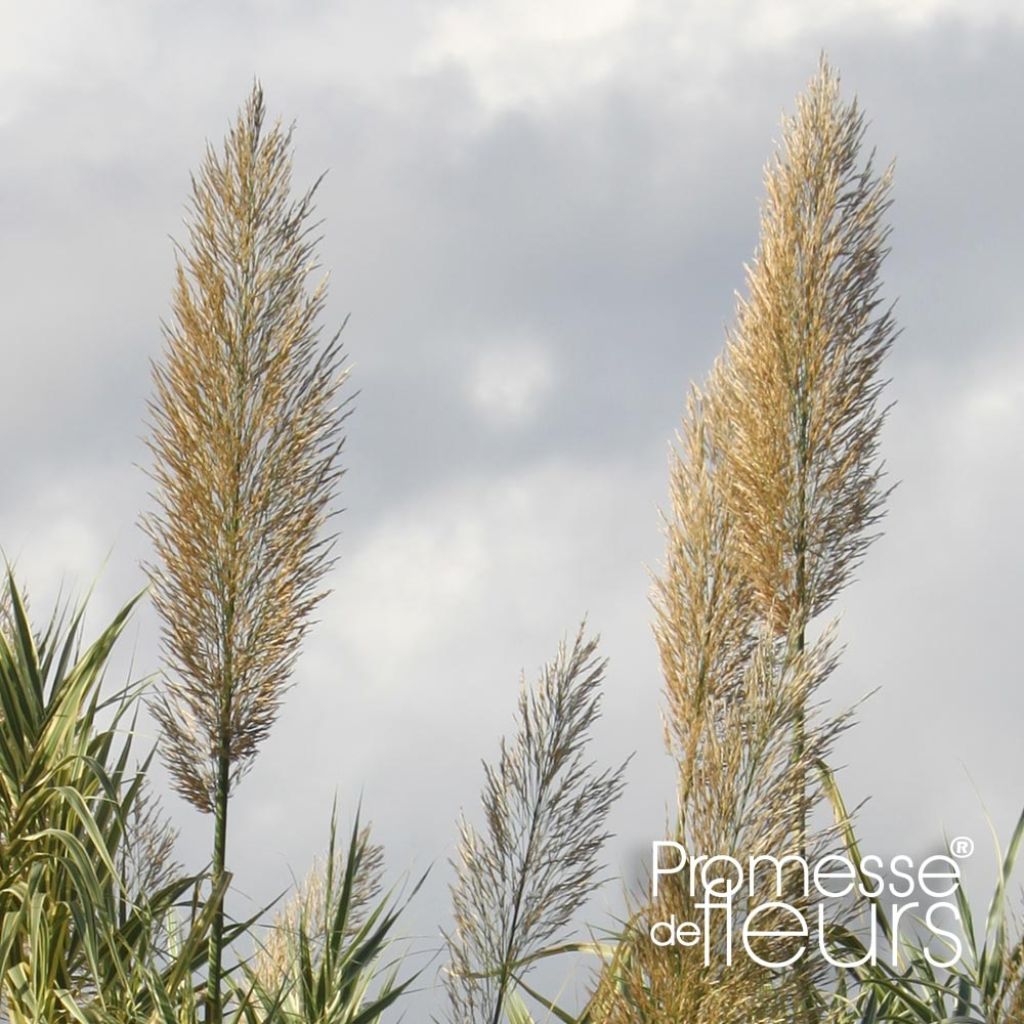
950 836 974 858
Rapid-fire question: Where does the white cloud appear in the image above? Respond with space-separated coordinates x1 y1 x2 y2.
956 356 1024 448
306 456 644 689
418 0 644 108
418 0 1024 110
467 341 554 425
0 461 148 641
6 512 103 594
940 344 1024 529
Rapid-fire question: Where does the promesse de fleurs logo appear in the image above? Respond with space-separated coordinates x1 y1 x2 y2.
648 837 975 969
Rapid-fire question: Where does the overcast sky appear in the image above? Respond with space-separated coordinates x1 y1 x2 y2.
2 0 1023 1012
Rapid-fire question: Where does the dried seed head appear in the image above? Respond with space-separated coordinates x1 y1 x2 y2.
716 58 896 635
142 84 351 812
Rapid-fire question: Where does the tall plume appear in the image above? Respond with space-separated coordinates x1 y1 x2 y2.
716 57 896 640
711 58 896 858
591 58 892 1024
141 83 350 1022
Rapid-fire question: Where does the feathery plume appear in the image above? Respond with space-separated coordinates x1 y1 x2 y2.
594 59 893 1019
713 57 896 856
141 83 350 1022
591 385 848 1023
716 57 896 639
654 387 756 780
253 823 385 993
594 634 848 1024
445 626 628 1024
119 777 183 908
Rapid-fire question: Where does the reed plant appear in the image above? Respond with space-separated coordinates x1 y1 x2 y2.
589 58 897 1024
142 82 351 1024
243 811 420 1024
589 395 850 1024
713 55 896 850
443 627 628 1024
0 574 220 1023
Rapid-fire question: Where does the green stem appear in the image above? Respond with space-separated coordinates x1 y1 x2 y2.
207 734 230 1024
793 612 807 862
794 394 810 861
791 404 815 1023
207 569 237 1024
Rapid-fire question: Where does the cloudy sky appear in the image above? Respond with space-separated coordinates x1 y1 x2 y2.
2 0 1023 1010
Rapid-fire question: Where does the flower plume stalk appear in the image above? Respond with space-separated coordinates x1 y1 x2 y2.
594 383 851 1023
716 57 896 850
142 83 350 1023
444 626 628 1024
592 59 895 1023
717 56 895 634
654 388 757 784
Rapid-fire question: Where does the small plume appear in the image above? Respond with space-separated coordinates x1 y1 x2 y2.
444 626 629 1024
253 823 385 993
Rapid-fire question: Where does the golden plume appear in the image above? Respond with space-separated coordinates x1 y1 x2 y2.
592 59 893 1023
142 83 350 1022
716 57 895 639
